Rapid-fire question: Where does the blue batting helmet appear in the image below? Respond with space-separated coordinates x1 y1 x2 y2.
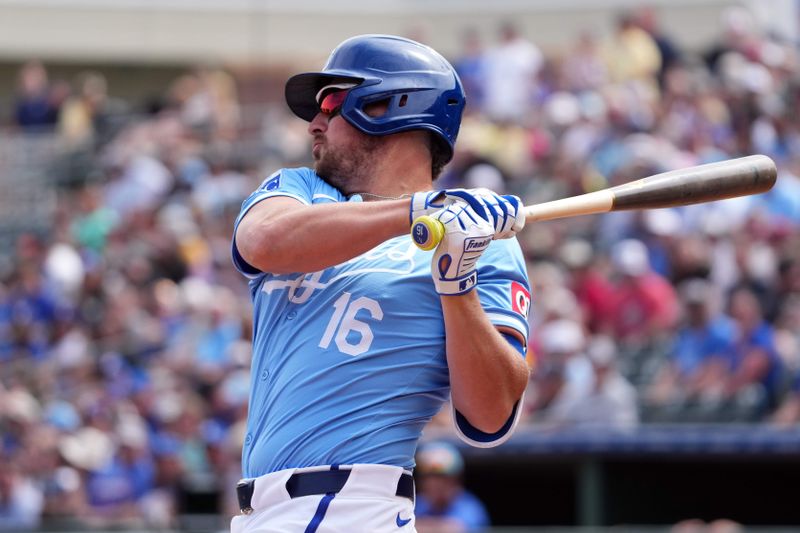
285 34 466 162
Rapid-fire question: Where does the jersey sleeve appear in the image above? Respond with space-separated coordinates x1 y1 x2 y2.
451 237 532 448
475 238 531 345
231 168 315 278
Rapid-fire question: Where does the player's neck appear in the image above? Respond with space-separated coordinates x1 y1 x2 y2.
357 142 433 201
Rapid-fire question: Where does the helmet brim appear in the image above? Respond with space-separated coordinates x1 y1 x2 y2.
285 72 363 121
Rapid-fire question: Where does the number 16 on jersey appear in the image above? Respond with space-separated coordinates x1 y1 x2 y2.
318 292 384 356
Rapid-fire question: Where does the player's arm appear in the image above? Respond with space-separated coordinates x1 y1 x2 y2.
442 293 530 433
235 187 522 275
235 196 410 274
426 198 528 434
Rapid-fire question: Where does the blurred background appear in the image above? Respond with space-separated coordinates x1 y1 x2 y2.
1 0 800 532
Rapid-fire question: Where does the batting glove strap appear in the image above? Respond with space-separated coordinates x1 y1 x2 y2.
434 270 479 295
410 191 446 225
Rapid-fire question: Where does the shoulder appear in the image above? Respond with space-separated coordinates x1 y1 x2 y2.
254 167 315 190
245 167 347 206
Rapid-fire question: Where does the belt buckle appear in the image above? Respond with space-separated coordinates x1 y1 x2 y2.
236 479 255 515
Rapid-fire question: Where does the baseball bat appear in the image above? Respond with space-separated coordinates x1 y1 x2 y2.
411 155 777 250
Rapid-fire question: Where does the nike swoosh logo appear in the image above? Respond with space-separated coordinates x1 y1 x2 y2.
396 512 412 527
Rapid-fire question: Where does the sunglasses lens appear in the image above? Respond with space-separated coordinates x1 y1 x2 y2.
319 90 348 115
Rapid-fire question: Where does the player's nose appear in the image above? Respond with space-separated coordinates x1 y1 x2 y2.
308 113 329 135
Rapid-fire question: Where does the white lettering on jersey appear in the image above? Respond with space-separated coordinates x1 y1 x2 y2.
260 238 418 304
319 292 384 356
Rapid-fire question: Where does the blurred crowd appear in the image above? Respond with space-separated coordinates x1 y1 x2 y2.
436 7 800 433
1 4 800 530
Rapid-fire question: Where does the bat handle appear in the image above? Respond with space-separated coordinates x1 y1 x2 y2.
411 215 445 250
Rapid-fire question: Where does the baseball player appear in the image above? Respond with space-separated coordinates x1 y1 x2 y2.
230 34 531 532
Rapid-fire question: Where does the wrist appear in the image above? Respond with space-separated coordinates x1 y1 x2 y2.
410 190 444 225
433 270 478 295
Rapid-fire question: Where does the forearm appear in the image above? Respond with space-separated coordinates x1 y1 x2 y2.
442 290 530 433
236 198 410 273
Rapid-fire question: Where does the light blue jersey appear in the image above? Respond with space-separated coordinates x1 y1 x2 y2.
232 168 531 478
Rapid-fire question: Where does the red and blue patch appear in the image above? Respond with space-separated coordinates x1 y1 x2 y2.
511 281 531 318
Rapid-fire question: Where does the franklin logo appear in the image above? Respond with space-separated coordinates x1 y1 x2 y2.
465 237 491 252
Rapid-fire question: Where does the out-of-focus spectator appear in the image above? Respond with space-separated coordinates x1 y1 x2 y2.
190 144 251 217
602 11 662 87
606 238 679 346
81 424 154 528
167 67 241 141
41 465 87 529
545 335 639 429
69 184 119 254
632 6 682 85
453 28 487 112
56 426 119 527
771 371 800 426
704 6 762 74
0 459 44 530
644 278 736 420
2 248 58 361
558 238 615 334
561 31 608 93
716 286 782 417
415 441 489 533
481 22 543 123
13 60 60 132
58 71 124 149
525 318 589 421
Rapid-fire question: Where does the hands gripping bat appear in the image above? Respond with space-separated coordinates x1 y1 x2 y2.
411 155 778 250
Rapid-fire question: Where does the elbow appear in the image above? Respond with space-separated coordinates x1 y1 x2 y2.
449 343 530 434
467 411 513 435
461 386 526 434
463 398 519 434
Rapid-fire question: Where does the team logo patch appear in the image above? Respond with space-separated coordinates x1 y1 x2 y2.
511 281 531 318
263 174 281 191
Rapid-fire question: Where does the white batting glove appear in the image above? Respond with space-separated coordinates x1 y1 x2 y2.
410 188 525 239
410 190 447 222
445 188 525 239
430 203 495 295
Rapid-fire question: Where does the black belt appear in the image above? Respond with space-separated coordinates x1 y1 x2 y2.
237 469 415 514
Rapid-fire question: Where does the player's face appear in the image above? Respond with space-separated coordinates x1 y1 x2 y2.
308 92 388 196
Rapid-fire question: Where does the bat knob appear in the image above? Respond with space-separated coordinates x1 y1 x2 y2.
411 215 445 250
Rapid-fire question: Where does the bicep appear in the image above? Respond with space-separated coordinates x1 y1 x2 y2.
235 196 304 270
